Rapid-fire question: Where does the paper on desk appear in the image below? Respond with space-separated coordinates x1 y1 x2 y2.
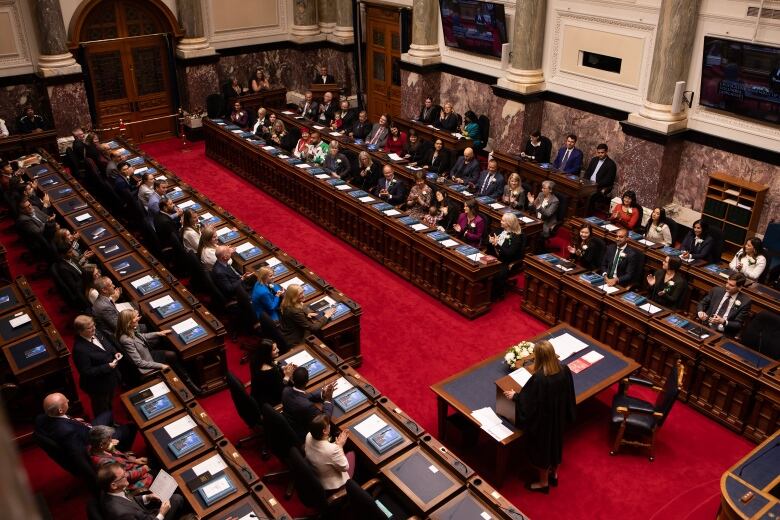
177 199 196 209
480 512 493 520
335 184 352 190
149 469 178 502
549 333 588 360
9 313 31 328
282 110 295 115
115 302 134 313
155 175 167 181
332 377 354 397
215 226 232 237
149 295 174 309
509 367 532 387
296 163 312 169
581 350 605 364
471 407 502 427
383 209 401 216
312 125 326 130
231 129 243 134
408 166 422 171
262 146 276 151
201 477 230 499
130 275 153 289
75 212 91 222
192 453 227 477
426 124 436 129
638 239 655 246
359 196 375 203
490 203 505 209
164 415 197 438
145 381 170 400
520 216 534 224
134 167 148 175
171 318 199 335
597 284 620 294
603 224 620 232
330 131 343 136
285 349 314 367
411 223 428 231
639 302 662 314
354 414 387 438
199 212 215 221
387 153 402 161
235 242 254 254
265 256 281 267
483 423 513 442
452 132 465 139
278 154 289 159
462 190 473 196
315 173 331 180
441 239 459 247
279 276 305 289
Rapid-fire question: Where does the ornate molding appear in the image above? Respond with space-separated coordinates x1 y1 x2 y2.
0 1 32 69
204 0 289 44
688 105 780 142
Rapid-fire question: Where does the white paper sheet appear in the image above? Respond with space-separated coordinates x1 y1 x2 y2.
149 469 178 502
277 154 289 159
234 242 254 254
264 257 281 267
520 216 534 224
296 163 312 169
312 125 325 130
9 313 31 328
603 224 620 232
549 333 588 360
387 153 402 161
262 146 276 151
354 414 387 438
359 196 375 203
115 302 134 312
145 382 170 400
282 110 295 115
164 415 197 438
483 423 513 442
639 302 662 314
315 173 331 180
192 454 227 477
177 199 196 209
134 166 148 175
441 239 459 247
411 223 428 231
335 184 351 190
332 377 354 397
383 209 401 216
75 212 91 222
597 284 620 294
199 212 214 221
284 349 314 367
330 131 343 136
471 407 502 427
130 275 153 289
201 476 231 498
638 239 656 246
490 203 505 209
149 295 174 309
509 367 532 387
581 350 605 364
279 277 305 289
171 318 199 335
462 190 473 196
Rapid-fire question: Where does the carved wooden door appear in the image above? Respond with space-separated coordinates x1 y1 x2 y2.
365 5 403 121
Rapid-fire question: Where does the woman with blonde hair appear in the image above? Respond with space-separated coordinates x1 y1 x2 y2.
197 225 218 267
503 340 576 493
500 172 525 210
251 266 284 322
279 284 335 346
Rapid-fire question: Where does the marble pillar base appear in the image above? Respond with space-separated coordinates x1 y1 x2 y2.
331 25 353 44
402 47 441 67
627 112 688 134
37 53 81 77
496 67 545 93
176 38 217 59
319 22 336 34
290 24 322 38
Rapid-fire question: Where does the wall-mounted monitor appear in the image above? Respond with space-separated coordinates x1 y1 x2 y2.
439 0 508 59
700 36 780 125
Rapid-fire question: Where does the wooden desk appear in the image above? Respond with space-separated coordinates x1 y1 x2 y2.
0 129 58 158
719 429 780 520
393 116 473 152
0 282 27 314
743 370 780 443
121 377 188 430
342 407 415 470
171 451 249 518
522 253 582 325
143 411 217 470
601 290 670 366
277 344 336 389
203 493 289 520
431 323 640 485
52 195 90 216
138 289 196 328
0 304 46 343
104 252 149 281
559 272 622 337
233 87 288 116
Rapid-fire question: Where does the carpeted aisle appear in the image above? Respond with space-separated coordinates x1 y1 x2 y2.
11 137 755 519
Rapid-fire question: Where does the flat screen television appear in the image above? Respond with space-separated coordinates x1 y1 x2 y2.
439 0 508 59
700 36 780 124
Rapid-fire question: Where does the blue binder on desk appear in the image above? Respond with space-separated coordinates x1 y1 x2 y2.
136 278 163 295
127 156 145 166
285 157 303 165
537 253 560 264
225 124 241 131
580 272 604 285
371 202 393 212
106 140 121 148
168 430 203 458
348 190 369 199
199 214 221 227
237 246 262 261
217 230 240 244
246 138 263 146
368 425 403 454
308 167 325 175
628 231 643 241
195 474 236 507
450 184 468 193
398 216 420 227
539 163 552 170
661 246 682 256
240 131 254 138
425 172 438 181
584 216 606 226
335 387 368 413
475 196 496 204
455 245 480 258
301 358 327 378
179 324 207 344
156 301 184 319
326 178 346 187
621 292 647 306
427 231 450 242
139 395 174 420
270 263 289 277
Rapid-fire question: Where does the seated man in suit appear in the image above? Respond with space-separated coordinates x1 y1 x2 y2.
313 64 335 84
98 462 183 520
552 133 583 174
323 141 350 178
349 110 372 141
374 165 407 206
449 147 480 186
114 161 139 198
300 90 319 121
601 227 640 287
697 272 752 337
105 150 122 182
434 102 459 132
475 159 505 198
317 91 337 125
72 315 122 416
583 143 616 210
365 114 390 148
212 245 258 332
35 393 136 457
521 130 552 163
16 196 57 241
92 276 123 333
417 96 441 124
282 367 335 442
331 99 356 131
153 197 183 248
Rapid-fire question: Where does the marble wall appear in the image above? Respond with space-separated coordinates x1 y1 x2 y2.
0 83 53 134
178 62 221 113
675 142 780 233
47 81 91 135
216 46 356 98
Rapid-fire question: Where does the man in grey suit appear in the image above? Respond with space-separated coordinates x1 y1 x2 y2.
697 272 752 337
98 462 184 520
282 367 335 442
16 197 56 240
92 277 123 333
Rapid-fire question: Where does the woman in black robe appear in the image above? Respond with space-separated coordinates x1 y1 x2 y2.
503 340 576 493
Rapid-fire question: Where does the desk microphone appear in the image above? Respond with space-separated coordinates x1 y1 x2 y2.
193 411 219 439
227 450 254 483
497 504 528 520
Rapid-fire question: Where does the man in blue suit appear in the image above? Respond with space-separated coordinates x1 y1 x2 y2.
552 134 583 174
374 165 407 206
282 367 335 442
475 159 505 198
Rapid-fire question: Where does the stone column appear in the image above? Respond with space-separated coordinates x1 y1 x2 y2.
291 0 322 41
405 0 440 66
331 0 354 44
628 0 701 133
176 0 216 58
318 0 336 34
497 0 546 94
33 0 81 76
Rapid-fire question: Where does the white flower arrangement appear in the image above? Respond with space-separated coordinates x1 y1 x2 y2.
748 258 756 266
619 252 627 258
504 341 535 368
626 207 633 214
582 244 588 250
656 225 664 233
735 300 742 306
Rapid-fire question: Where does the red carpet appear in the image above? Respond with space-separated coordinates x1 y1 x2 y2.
10 138 755 519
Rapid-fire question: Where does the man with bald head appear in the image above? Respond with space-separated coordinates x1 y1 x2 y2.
449 147 480 186
211 245 260 334
318 91 336 124
35 392 136 457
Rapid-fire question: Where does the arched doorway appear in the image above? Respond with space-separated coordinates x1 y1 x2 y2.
69 0 183 142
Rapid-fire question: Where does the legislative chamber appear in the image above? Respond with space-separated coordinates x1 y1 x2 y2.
0 1 778 519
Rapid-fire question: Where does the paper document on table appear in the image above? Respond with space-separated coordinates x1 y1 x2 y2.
295 163 312 169
115 302 134 312
282 110 295 115
639 302 662 314
315 173 331 180
164 415 197 438
192 454 227 476
149 469 178 502
312 125 325 130
441 239 459 247
215 226 232 237
145 382 170 400
171 318 199 335
332 377 354 397
549 333 589 360
201 477 230 498
509 367 532 387
330 131 343 136
520 216 534 224
279 277 305 289
75 212 91 222
265 256 281 267
335 184 351 190
234 242 254 254
285 349 314 367
582 350 605 364
483 423 513 442
149 295 174 309
359 196 375 203
130 275 153 289
354 414 387 438
597 284 620 294
471 407 502 427
383 209 401 216
490 203 505 209
9 313 31 328
411 223 428 231
603 224 620 232
638 239 656 246
387 153 402 161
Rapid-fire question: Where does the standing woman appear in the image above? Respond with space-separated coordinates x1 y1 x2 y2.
729 237 766 281
251 267 284 322
270 120 295 152
527 180 559 239
610 190 640 230
488 213 525 297
503 340 576 493
643 207 673 245
452 198 485 248
500 172 525 210
279 284 335 347
251 68 271 92
249 339 294 407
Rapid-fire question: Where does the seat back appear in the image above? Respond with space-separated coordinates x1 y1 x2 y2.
633 204 645 232
86 496 105 520
227 371 263 429
477 115 490 147
346 479 387 520
666 218 681 246
261 403 299 461
206 93 225 119
287 446 328 511
741 311 780 360
653 361 683 426
33 426 97 486
763 221 780 272
708 225 724 263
